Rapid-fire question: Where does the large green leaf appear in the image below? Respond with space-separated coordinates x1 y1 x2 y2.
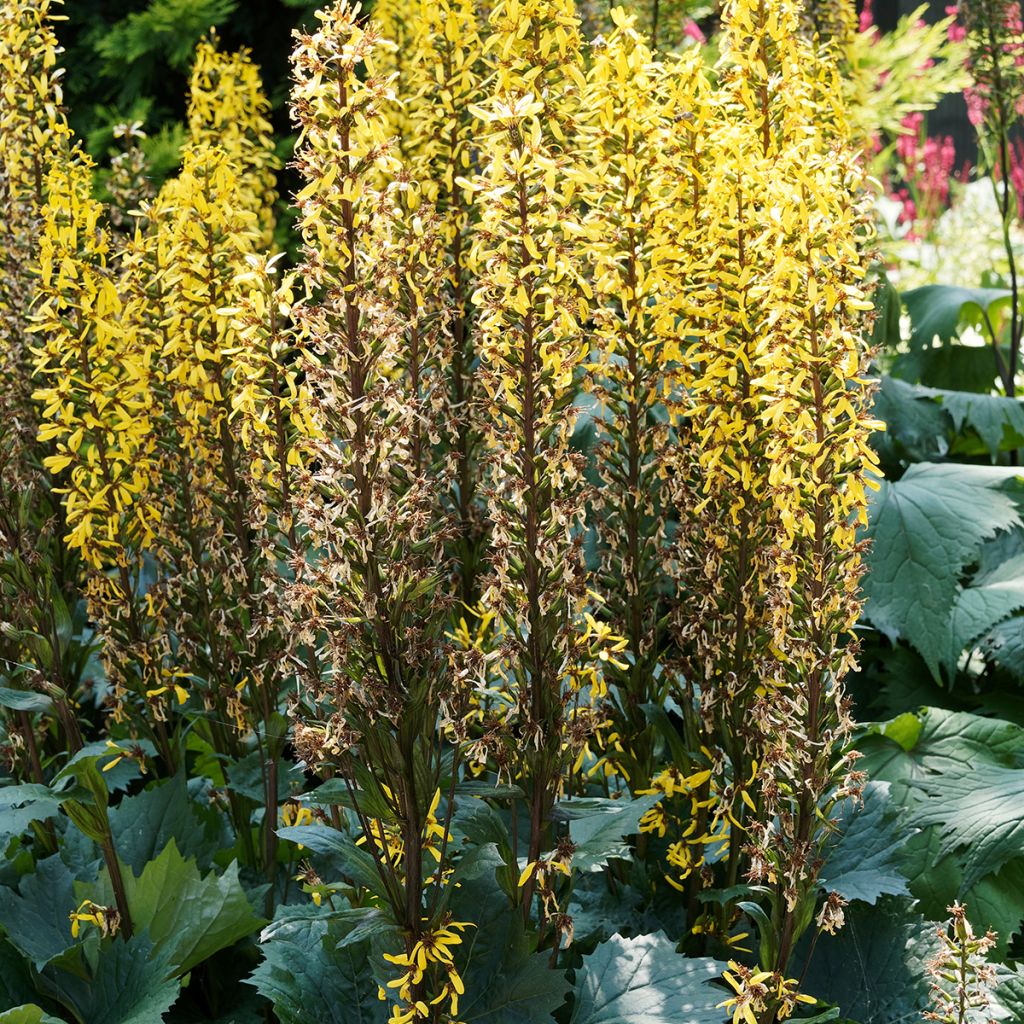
0 785 62 845
902 285 1012 350
857 708 1024 796
795 898 939 1024
452 871 570 1024
568 933 725 1024
249 906 388 1024
277 824 388 897
994 965 1024 1020
862 463 1024 679
818 782 911 905
36 934 179 1024
0 856 79 972
84 840 262 976
0 689 53 713
870 375 948 468
0 1007 63 1024
911 762 1024 889
872 375 1024 459
965 859 1024 958
553 796 661 873
857 710 1024 952
982 613 1024 677
108 775 226 873
0 942 40 1013
943 555 1024 678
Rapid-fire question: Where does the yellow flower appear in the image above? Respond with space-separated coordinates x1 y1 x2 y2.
382 920 474 1022
69 899 119 939
718 961 772 1024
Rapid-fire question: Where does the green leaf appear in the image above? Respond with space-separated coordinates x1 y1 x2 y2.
0 785 61 844
452 780 525 801
0 1007 63 1024
0 689 53 713
452 872 570 1024
938 388 1024 456
902 285 1012 350
862 463 1024 680
869 375 948 468
225 752 300 805
994 964 1024 1020
794 898 939 1024
58 741 152 795
569 932 725 1024
277 825 387 897
943 555 1024 677
871 375 1024 459
818 782 911 905
982 613 1024 677
554 796 661 872
893 342 1009 394
0 856 79 972
911 762 1024 888
568 881 646 947
108 775 226 874
37 934 179 1024
249 905 388 1024
964 859 1024 959
0 941 40 1013
869 269 901 349
856 708 1024 798
85 840 262 976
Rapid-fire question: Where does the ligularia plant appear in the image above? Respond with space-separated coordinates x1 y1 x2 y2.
3 0 906 1018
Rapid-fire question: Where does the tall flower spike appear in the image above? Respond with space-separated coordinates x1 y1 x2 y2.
688 0 879 990
469 0 598 916
0 0 69 491
31 147 169 760
229 252 313 528
287 4 467 1016
32 148 160 569
187 35 281 244
115 144 267 762
749 53 878 1000
399 0 490 606
674 28 790 914
580 7 683 790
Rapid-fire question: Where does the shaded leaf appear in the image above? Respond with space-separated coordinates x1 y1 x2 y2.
277 825 386 897
0 1007 63 1024
108 774 224 873
85 840 262 976
0 855 79 971
902 285 1011 350
862 464 1024 680
569 932 725 1024
555 796 661 873
818 782 911 905
452 872 570 1024
0 785 61 845
795 898 939 1024
912 762 1024 888
249 905 387 1024
0 689 53 713
0 941 40 1012
943 555 1024 677
37 934 178 1024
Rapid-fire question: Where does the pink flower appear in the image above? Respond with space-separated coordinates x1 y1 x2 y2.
859 0 875 33
682 19 706 44
945 5 966 43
